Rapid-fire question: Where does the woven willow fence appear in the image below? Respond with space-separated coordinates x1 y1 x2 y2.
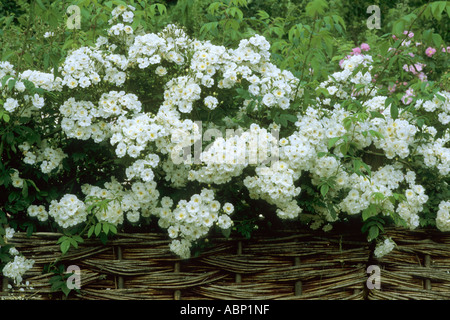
1 227 449 300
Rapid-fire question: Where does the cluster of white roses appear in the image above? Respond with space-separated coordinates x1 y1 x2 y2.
10 169 25 189
27 204 49 222
374 238 396 258
156 189 234 259
2 256 35 285
81 177 160 225
19 142 67 174
48 194 88 229
415 92 450 125
0 5 448 267
436 200 450 232
188 124 279 185
0 62 59 119
245 161 302 220
59 90 143 143
1 229 35 285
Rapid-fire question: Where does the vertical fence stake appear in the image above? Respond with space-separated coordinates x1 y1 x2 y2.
2 276 8 293
117 246 124 289
294 257 302 296
424 254 431 291
174 262 181 300
235 241 242 283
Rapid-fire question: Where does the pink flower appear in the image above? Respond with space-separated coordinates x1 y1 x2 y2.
401 40 411 47
401 88 414 105
401 96 413 105
403 30 414 38
360 43 370 51
414 63 424 72
418 72 427 82
351 47 361 55
408 65 417 75
425 47 436 57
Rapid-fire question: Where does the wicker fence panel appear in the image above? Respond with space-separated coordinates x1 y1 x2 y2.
368 228 450 300
3 228 450 300
0 230 370 300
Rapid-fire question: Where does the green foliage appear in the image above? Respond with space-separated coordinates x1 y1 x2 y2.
57 234 84 255
44 263 79 297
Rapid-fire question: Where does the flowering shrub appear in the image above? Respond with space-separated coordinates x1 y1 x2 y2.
0 1 449 289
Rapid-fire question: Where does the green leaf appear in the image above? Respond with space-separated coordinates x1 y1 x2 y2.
57 236 68 244
35 0 47 10
320 184 329 197
362 204 377 221
432 33 442 47
392 19 405 36
222 228 231 239
368 130 384 139
328 136 341 149
435 93 446 102
94 223 102 236
21 181 29 198
73 235 84 244
99 232 108 244
87 226 95 238
61 240 71 254
26 179 40 192
51 280 64 292
327 203 337 220
431 1 446 20
280 113 298 124
7 78 16 91
61 284 71 297
257 10 270 20
390 103 399 120
109 224 117 234
370 111 385 120
361 161 372 177
103 223 110 235
353 159 362 174
422 29 433 43
416 118 425 128
340 143 349 156
343 117 353 131
69 237 78 249
368 225 379 241
305 0 328 18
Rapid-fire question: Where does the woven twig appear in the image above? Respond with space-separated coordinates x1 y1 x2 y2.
367 227 450 300
2 228 449 300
